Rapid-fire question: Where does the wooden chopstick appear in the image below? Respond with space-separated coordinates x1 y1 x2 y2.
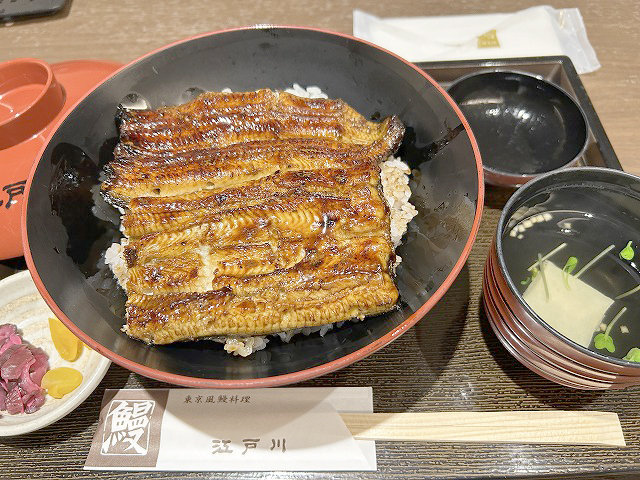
340 411 626 447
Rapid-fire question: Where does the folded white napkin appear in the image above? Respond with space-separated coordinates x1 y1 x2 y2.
353 6 600 73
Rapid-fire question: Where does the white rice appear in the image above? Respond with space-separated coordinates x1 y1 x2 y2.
104 85 418 356
285 83 328 99
380 157 418 248
105 238 129 288
222 336 269 356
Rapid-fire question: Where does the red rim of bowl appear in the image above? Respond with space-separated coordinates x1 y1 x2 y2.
484 249 604 375
483 254 629 388
492 168 640 374
21 25 485 388
488 242 640 388
482 283 607 390
482 263 620 389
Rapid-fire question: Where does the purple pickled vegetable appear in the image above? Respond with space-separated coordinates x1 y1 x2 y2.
5 386 24 415
0 324 17 342
1 345 33 381
24 391 46 414
0 335 20 356
18 356 39 395
0 343 20 366
4 380 17 392
29 347 49 385
0 325 20 357
0 323 49 415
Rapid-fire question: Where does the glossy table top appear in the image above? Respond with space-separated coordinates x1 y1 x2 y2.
1 1 639 478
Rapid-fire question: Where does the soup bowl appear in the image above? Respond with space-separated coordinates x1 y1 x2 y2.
485 167 640 389
448 71 588 188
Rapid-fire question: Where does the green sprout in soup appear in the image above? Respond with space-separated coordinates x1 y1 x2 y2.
616 284 640 300
537 253 549 301
575 244 615 278
594 306 627 353
623 347 640 362
521 267 539 287
526 243 566 271
620 241 635 261
562 256 578 290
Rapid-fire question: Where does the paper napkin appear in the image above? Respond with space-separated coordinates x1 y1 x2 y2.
85 387 376 472
353 6 600 73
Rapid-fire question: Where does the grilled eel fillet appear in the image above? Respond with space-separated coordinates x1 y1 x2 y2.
103 89 405 344
117 89 394 154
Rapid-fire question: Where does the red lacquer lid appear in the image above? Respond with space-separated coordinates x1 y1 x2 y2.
0 58 120 260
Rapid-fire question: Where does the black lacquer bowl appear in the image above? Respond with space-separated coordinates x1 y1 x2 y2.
23 27 483 387
448 70 588 188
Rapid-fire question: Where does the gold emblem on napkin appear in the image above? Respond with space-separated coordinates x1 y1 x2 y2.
477 29 500 48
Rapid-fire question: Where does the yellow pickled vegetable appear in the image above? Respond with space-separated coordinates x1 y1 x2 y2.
49 317 82 361
41 367 83 399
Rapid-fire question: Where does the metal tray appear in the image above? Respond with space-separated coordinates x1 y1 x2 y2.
416 55 622 171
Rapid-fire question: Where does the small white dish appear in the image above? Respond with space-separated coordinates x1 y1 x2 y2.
0 270 111 436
